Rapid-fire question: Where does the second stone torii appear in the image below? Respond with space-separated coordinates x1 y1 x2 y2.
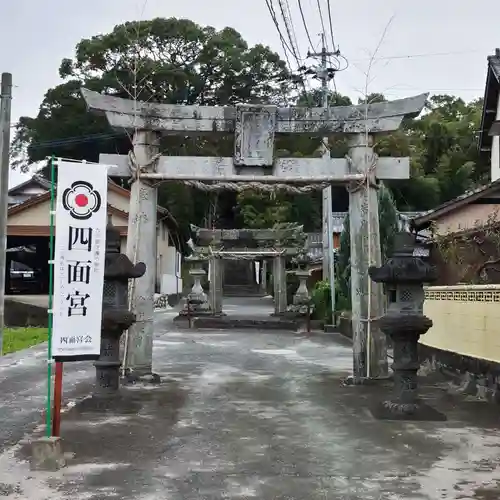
185 224 308 316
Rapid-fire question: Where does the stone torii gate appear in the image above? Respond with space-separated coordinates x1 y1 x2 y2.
186 223 308 316
81 88 427 381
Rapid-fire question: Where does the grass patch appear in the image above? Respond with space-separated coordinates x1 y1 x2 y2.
3 327 49 355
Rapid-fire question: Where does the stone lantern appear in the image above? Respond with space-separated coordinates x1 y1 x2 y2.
179 254 211 316
368 232 445 421
288 255 311 316
94 218 146 396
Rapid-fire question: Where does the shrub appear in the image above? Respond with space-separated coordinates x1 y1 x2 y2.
311 280 332 322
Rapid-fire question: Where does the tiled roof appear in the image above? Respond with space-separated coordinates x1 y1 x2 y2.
479 49 500 151
489 53 500 81
8 175 51 195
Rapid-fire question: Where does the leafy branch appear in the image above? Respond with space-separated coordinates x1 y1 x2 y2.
431 210 500 284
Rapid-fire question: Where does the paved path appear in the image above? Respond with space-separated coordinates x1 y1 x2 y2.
222 295 275 317
0 298 261 453
1 299 500 499
1 318 500 499
0 308 178 453
5 295 50 308
0 343 93 452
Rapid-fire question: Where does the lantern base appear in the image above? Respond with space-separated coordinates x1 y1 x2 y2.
371 400 446 421
121 370 161 385
341 375 393 386
286 303 310 315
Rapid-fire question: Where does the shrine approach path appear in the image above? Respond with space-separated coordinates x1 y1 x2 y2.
1 302 500 499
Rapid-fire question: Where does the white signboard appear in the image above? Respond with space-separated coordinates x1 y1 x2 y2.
52 161 108 358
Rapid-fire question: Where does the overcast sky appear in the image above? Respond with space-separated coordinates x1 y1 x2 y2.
1 0 499 184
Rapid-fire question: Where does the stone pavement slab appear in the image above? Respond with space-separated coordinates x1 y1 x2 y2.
1 324 500 500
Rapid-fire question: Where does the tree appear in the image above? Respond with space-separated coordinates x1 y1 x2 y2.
12 17 292 234
11 80 128 169
15 18 290 164
358 92 387 105
236 191 292 229
297 90 353 107
60 18 290 106
390 95 487 210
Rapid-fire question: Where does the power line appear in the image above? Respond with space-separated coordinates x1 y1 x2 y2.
25 131 127 150
297 0 315 51
351 49 483 62
264 0 295 70
277 0 301 64
283 0 302 61
316 0 327 48
326 0 336 52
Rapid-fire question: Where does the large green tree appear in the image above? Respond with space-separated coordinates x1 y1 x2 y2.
389 95 487 211
12 17 291 235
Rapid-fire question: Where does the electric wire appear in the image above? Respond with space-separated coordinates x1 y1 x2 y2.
297 0 315 51
24 131 127 150
282 0 303 62
316 0 327 48
326 0 336 52
264 0 295 70
277 0 301 65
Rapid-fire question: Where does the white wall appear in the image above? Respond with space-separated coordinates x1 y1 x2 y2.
491 91 500 182
160 247 182 295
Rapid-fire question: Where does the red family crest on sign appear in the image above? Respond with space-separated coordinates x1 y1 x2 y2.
62 180 102 220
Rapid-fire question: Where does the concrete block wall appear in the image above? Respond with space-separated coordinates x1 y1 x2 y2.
421 284 500 403
422 285 500 362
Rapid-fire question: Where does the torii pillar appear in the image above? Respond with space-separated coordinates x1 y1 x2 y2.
124 130 160 381
348 134 386 381
273 253 287 315
208 235 223 316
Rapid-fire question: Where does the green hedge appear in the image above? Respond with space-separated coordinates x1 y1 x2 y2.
310 279 351 323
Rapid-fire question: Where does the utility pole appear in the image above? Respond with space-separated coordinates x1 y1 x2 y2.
307 33 338 153
0 73 12 356
308 35 338 325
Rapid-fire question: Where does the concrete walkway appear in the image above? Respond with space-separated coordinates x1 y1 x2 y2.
5 295 50 308
222 295 275 317
0 297 263 454
0 308 178 453
0 342 93 453
1 317 500 499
